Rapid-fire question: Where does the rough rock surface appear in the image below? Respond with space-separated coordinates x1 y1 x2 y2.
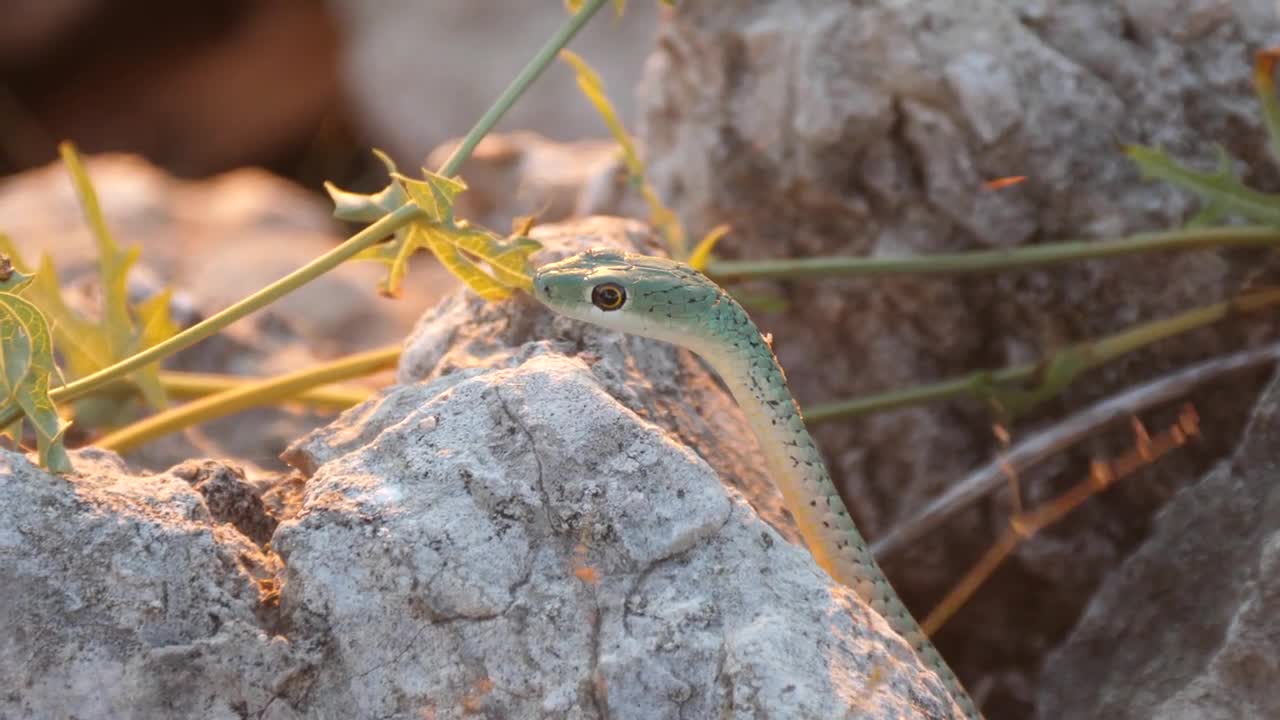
0 449 302 719
638 1 1280 712
2 216 968 718
278 352 958 719
1037 369 1280 720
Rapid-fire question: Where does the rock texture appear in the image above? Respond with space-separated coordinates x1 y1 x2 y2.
0 449 302 719
1 217 968 718
1037 369 1280 720
638 1 1280 712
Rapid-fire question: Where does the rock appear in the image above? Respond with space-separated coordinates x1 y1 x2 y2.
276 350 961 718
171 459 279 546
1037 369 1280 720
0 447 305 719
330 0 660 162
2 217 969 717
638 0 1280 710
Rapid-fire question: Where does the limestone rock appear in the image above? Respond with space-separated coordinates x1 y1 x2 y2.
277 351 961 718
0 448 305 720
1037 369 1280 720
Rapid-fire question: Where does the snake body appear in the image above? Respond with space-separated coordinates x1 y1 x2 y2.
534 249 981 719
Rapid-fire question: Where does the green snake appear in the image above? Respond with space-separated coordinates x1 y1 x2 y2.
534 248 981 719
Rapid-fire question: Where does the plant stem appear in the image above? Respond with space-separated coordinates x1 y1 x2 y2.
706 226 1280 281
803 287 1280 423
29 1 616 446
32 204 421 422
159 371 372 410
94 346 400 454
437 0 610 177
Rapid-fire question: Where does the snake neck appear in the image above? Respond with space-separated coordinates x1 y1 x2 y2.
686 293 983 720
686 294 862 583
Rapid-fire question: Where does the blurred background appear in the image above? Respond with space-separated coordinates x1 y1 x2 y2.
0 0 658 193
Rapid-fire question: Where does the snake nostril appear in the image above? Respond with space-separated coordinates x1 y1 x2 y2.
541 284 551 296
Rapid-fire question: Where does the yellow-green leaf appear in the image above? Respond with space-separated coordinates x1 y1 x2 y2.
417 224 512 301
60 142 138 362
26 255 111 378
325 149 409 222
559 50 644 180
395 171 467 221
560 48 688 258
0 294 33 405
686 224 731 271
0 293 71 473
565 0 626 15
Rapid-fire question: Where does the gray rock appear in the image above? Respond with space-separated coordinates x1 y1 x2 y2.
2 217 968 718
278 351 961 719
1037 369 1280 720
0 448 306 720
638 0 1280 710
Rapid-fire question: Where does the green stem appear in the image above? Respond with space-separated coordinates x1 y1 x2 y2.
437 0 610 176
160 371 372 410
706 226 1280 281
37 204 421 420
95 346 400 454
25 1 615 447
803 287 1280 423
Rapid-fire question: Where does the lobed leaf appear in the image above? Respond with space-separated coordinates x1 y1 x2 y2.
416 224 512 301
1126 144 1280 226
325 149 409 222
395 171 467 222
0 292 71 472
0 295 33 405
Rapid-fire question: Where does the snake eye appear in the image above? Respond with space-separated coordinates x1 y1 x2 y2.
591 283 626 311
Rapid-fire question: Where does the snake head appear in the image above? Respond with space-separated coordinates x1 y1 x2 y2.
533 248 730 351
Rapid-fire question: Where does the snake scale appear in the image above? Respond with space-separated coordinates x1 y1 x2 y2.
534 248 981 719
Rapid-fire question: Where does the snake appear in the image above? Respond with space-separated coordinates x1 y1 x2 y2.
533 248 981 719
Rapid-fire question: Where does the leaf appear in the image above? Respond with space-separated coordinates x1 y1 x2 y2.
977 348 1090 422
560 48 688 258
60 143 138 363
395 171 467 221
325 149 409 222
1126 144 1280 226
0 293 71 473
1184 148 1236 228
130 289 179 409
565 0 626 15
416 224 512 301
686 224 731 271
0 294 33 405
560 50 644 180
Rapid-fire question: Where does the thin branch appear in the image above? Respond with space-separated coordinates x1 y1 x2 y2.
705 226 1280 282
872 342 1280 561
804 287 1280 423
